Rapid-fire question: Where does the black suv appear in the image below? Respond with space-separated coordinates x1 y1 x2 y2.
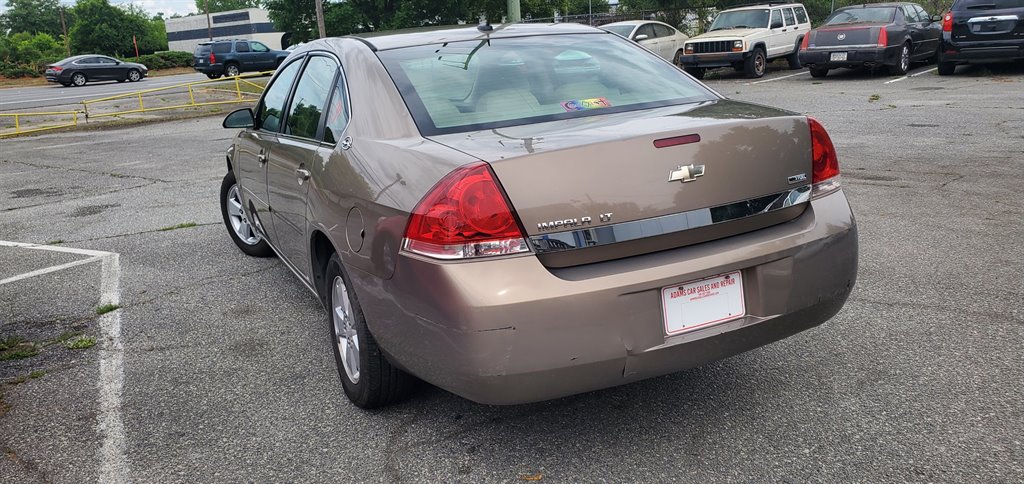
194 39 289 79
938 0 1024 74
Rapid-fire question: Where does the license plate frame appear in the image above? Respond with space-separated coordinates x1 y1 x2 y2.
830 52 848 62
662 271 746 336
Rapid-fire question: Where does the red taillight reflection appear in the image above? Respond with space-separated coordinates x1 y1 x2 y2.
942 12 953 32
404 162 529 259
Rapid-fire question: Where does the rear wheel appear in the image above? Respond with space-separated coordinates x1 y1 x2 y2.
206 73 222 80
71 72 87 87
220 171 273 257
685 66 706 80
889 43 911 75
60 81 72 87
744 47 767 78
326 253 414 408
786 42 802 69
937 61 956 76
810 67 829 78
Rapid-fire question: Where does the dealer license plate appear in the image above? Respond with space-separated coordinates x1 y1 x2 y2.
662 271 745 335
830 52 848 62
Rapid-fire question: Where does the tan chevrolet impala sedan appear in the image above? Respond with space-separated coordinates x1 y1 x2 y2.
218 23 858 408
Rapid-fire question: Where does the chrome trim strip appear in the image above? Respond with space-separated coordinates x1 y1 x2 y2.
806 44 880 50
968 15 1018 23
529 185 810 254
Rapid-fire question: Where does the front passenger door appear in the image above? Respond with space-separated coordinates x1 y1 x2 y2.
266 54 339 279
634 24 661 58
250 41 275 70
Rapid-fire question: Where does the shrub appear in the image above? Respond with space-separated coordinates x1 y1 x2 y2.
0 32 65 78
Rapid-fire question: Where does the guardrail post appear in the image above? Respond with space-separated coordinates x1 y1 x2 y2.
138 92 145 113
188 85 196 106
14 114 19 133
235 77 242 100
73 111 78 127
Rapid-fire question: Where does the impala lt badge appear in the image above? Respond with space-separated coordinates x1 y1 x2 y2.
668 164 705 183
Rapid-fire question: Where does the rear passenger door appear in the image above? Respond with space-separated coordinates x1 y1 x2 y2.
768 9 788 57
781 7 800 54
266 54 340 279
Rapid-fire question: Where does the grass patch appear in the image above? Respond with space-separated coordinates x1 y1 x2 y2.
63 336 96 350
46 239 64 245
812 81 823 85
0 342 40 361
887 104 897 109
868 94 881 102
96 303 121 315
9 370 46 384
158 221 197 231
0 336 24 351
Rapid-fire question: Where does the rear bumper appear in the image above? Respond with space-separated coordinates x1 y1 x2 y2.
939 37 1024 63
355 190 859 405
799 45 900 68
678 52 748 68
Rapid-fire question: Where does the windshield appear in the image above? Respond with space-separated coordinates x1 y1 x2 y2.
602 24 634 37
377 33 715 136
710 10 769 30
824 7 897 25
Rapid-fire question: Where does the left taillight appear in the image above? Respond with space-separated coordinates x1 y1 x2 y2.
800 34 810 50
403 162 530 260
877 28 888 47
50 65 63 72
808 117 841 198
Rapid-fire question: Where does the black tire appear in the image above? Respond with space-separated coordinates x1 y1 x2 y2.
937 61 956 76
206 73 222 80
810 67 829 78
224 63 240 78
220 171 274 257
60 81 72 87
744 47 767 78
117 79 126 83
787 40 803 69
889 43 911 75
127 69 141 82
673 49 685 66
685 66 706 80
71 72 87 87
325 253 414 408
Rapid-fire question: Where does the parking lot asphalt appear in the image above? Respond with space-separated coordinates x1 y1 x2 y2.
1 62 1022 482
0 72 215 112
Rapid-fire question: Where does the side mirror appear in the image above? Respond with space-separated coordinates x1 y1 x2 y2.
634 34 649 41
931 14 942 22
223 108 255 129
771 20 784 29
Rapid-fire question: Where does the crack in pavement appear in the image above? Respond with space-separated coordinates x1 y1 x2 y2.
1 159 171 184
58 222 220 245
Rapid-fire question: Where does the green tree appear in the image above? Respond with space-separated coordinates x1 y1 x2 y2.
0 0 64 37
266 0 320 42
69 0 166 56
194 0 263 14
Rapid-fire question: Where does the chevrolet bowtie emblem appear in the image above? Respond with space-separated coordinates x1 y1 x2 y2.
668 164 705 183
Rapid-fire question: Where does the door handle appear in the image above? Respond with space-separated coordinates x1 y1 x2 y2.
296 168 311 183
257 151 267 166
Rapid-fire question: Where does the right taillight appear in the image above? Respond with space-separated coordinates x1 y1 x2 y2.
403 162 530 260
209 52 216 64
808 117 841 198
942 12 953 32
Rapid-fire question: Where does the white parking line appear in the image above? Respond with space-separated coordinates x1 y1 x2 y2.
0 240 128 482
884 67 938 84
745 71 810 85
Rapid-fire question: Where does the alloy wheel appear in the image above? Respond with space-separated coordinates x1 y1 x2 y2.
128 70 140 82
900 45 910 72
332 276 360 384
72 73 86 86
755 53 765 76
225 184 260 245
226 65 240 77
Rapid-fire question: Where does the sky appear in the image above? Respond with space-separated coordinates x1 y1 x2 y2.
0 1 201 17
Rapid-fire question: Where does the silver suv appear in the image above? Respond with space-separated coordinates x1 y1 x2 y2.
678 3 812 78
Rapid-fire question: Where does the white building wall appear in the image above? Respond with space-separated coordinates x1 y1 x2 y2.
166 8 285 53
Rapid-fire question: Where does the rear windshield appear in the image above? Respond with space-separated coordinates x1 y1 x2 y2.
710 10 770 30
602 25 635 38
824 7 897 25
194 45 211 55
955 0 1024 8
376 33 715 136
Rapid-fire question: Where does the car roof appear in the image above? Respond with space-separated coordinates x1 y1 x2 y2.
837 2 912 8
722 3 805 11
353 23 603 51
603 20 651 26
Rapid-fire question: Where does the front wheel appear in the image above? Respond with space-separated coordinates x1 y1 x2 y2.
326 253 415 408
889 43 911 75
744 48 767 78
220 171 274 257
127 69 141 82
224 63 240 77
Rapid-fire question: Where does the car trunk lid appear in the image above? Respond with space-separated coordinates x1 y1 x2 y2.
428 100 813 268
810 24 885 47
952 0 1024 42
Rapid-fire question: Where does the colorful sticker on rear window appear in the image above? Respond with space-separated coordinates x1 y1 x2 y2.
561 97 612 112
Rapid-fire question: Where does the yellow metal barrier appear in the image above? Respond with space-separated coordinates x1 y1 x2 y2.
81 71 269 119
0 111 80 137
